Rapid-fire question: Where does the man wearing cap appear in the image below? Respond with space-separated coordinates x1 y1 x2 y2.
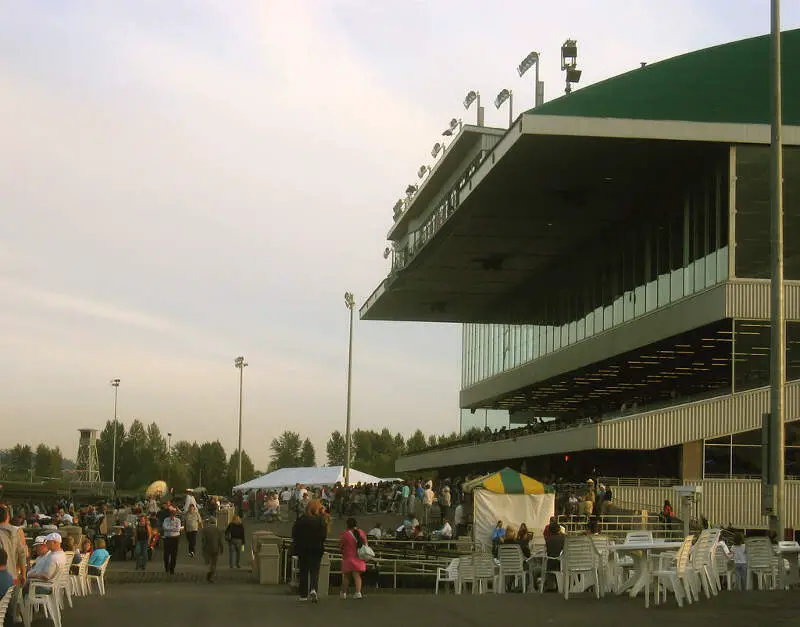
26 533 65 586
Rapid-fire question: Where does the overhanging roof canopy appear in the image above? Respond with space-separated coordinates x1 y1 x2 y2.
361 29 800 325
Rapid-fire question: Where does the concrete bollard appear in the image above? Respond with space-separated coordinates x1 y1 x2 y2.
317 553 331 597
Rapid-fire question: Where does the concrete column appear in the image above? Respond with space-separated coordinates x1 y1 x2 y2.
681 440 704 481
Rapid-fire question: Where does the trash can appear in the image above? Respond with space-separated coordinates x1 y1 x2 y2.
250 531 273 581
317 553 331 597
258 542 281 585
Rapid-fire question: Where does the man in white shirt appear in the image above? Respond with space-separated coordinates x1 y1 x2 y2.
454 503 466 538
27 533 66 588
162 508 182 575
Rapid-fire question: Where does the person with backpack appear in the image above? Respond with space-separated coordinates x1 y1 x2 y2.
339 517 368 599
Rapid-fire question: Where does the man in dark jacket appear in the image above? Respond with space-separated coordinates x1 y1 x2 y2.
201 517 224 583
292 501 328 602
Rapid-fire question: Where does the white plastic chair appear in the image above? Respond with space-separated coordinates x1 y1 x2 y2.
0 586 15 625
456 554 475 594
56 552 74 610
23 580 61 627
745 537 776 590
497 545 526 593
473 553 498 594
690 529 721 598
435 557 460 594
71 553 90 597
589 535 617 595
562 535 600 600
87 556 111 595
651 534 695 608
713 544 735 591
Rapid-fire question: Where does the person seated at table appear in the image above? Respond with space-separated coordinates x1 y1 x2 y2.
88 538 110 576
25 533 66 593
264 494 280 521
432 519 452 541
367 523 383 540
503 525 518 544
517 524 533 559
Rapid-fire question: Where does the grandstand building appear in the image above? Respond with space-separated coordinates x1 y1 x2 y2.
362 31 800 528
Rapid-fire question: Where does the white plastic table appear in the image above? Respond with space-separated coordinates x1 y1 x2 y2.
610 540 684 598
777 542 800 587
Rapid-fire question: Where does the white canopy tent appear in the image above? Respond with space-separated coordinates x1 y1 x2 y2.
233 466 381 492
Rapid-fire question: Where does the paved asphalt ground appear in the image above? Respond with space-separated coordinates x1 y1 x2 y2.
34 583 800 627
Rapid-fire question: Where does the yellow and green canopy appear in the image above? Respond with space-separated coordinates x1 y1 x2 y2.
463 467 545 495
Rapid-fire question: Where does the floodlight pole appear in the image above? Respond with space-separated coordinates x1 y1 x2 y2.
767 0 786 537
507 91 514 127
534 61 543 107
344 292 356 488
234 356 248 485
110 379 120 485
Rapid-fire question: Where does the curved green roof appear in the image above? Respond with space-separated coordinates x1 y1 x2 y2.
528 29 799 125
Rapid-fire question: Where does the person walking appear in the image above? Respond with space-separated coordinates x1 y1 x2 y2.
162 507 182 575
225 515 246 568
184 504 202 557
133 515 152 571
339 517 368 600
201 517 224 583
292 500 328 602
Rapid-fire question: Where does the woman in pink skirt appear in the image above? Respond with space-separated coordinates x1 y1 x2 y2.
339 517 368 599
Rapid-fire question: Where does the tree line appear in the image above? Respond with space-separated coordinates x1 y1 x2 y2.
2 422 461 495
271 427 460 479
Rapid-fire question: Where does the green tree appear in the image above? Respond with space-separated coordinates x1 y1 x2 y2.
300 439 316 467
406 429 427 453
326 431 346 466
169 440 199 490
9 444 34 478
34 444 62 479
269 431 302 471
194 441 227 494
226 450 256 492
97 420 126 482
393 433 405 454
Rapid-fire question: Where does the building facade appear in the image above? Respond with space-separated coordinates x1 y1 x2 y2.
362 30 800 527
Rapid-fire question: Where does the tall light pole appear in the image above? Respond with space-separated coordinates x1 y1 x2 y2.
463 91 484 126
110 378 120 485
766 0 786 537
494 89 514 128
234 356 248 485
517 51 544 107
167 432 172 486
343 292 356 487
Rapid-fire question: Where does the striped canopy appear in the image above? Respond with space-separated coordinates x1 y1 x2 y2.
463 468 545 495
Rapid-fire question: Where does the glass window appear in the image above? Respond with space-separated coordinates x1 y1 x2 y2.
735 146 771 278
732 445 761 476
733 320 771 391
669 207 684 302
657 224 670 306
704 443 731 477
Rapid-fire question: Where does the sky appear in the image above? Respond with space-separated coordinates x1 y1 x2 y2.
1 1 799 471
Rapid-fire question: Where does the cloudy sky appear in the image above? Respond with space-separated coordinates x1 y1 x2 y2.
1 1 798 470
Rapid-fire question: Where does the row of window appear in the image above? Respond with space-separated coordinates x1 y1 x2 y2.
462 158 730 386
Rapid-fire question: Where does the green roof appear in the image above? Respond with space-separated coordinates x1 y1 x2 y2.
528 29 799 125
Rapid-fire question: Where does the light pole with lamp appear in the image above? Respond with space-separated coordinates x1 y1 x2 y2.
343 292 356 487
494 89 514 127
517 51 544 107
167 432 172 487
561 39 582 95
234 356 248 485
463 91 484 126
110 378 120 485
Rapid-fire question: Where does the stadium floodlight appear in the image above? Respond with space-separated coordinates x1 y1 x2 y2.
405 184 418 196
561 39 582 94
417 165 430 179
392 199 404 219
383 247 391 259
517 51 544 107
431 142 444 158
494 88 513 127
442 118 460 136
463 90 484 126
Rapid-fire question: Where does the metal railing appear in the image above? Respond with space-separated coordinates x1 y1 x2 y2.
556 513 683 540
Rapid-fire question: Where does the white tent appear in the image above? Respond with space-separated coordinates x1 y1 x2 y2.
233 466 381 492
